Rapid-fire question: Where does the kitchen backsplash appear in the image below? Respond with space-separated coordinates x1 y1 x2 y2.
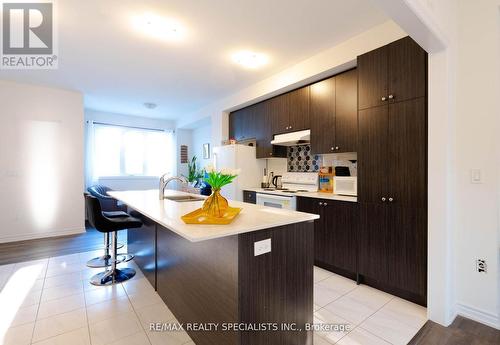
286 145 357 176
287 145 321 172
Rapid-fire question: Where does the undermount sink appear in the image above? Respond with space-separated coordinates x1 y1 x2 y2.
163 195 205 202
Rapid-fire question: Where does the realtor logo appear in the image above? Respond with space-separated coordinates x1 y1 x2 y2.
1 1 58 69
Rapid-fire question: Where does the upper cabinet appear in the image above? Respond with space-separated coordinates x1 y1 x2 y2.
310 77 335 154
358 36 427 110
228 106 255 142
309 69 358 154
334 69 358 153
286 86 310 132
270 86 310 135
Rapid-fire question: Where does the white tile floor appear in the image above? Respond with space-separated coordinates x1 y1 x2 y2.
0 252 426 345
313 266 427 345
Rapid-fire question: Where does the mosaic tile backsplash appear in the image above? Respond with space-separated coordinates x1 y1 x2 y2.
287 145 357 175
287 145 322 172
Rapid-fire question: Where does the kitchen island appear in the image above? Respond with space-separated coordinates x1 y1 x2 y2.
109 189 319 345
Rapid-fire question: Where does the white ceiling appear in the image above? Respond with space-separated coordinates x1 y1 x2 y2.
0 0 387 119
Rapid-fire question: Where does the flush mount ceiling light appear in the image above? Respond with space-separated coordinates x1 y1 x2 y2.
231 50 269 69
132 13 185 42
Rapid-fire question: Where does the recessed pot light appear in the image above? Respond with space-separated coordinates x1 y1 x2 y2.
132 13 185 42
144 102 157 109
232 50 268 69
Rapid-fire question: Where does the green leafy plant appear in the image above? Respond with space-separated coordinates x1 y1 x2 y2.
203 164 240 190
184 156 204 183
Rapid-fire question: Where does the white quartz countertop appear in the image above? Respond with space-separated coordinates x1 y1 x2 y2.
246 188 358 203
108 189 319 243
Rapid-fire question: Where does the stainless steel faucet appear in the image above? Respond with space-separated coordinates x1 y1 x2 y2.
159 174 188 199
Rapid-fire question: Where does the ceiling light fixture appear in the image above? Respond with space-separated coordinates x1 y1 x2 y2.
231 50 269 69
132 13 185 42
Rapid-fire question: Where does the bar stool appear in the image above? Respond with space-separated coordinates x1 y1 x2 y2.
85 194 142 285
86 186 128 268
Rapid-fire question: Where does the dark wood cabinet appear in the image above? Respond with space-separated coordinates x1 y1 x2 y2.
286 86 310 132
358 105 389 204
358 36 427 110
358 203 389 285
310 77 335 154
357 36 427 306
268 94 288 136
359 203 427 305
309 69 358 154
229 107 255 141
358 45 388 110
335 69 358 152
388 98 427 208
243 190 256 204
388 37 427 103
297 197 357 277
127 214 157 289
270 86 310 135
359 98 427 207
387 205 427 300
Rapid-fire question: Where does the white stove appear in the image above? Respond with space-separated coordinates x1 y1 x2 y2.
255 173 318 210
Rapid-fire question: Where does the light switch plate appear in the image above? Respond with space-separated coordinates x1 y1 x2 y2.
471 169 482 184
254 238 271 256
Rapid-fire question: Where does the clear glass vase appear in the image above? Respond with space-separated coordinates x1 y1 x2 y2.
202 188 229 218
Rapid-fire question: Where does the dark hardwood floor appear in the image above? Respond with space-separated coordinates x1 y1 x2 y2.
409 316 500 345
0 224 126 265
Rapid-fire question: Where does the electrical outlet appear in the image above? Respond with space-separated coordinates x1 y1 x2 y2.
476 259 487 273
254 238 271 256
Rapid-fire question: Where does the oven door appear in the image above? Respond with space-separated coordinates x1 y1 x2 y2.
256 193 296 210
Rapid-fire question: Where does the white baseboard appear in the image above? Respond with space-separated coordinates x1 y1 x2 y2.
0 227 85 244
456 302 500 330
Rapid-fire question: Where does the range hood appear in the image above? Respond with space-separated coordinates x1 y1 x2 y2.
271 129 310 146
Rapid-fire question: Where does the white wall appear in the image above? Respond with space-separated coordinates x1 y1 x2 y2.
191 123 212 170
453 0 499 328
84 109 176 191
0 81 85 243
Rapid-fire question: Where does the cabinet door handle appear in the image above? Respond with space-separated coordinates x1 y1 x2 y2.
285 126 289 130
330 147 334 151
381 96 387 101
289 126 292 130
324 202 328 206
335 146 339 150
269 152 273 156
318 202 323 206
388 197 394 202
381 197 386 202
388 94 394 100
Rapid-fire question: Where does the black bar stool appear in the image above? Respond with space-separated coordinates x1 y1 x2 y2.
86 186 128 268
85 194 142 285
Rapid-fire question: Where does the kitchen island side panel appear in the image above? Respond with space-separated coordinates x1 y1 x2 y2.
238 221 315 345
156 225 239 345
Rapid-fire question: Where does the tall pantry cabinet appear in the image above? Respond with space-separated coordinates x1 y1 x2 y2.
357 36 428 305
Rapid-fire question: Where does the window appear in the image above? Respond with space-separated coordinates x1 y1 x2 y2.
92 123 173 178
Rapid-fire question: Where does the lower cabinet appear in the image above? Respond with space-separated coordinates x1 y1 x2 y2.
297 197 358 277
358 202 427 305
298 197 427 306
